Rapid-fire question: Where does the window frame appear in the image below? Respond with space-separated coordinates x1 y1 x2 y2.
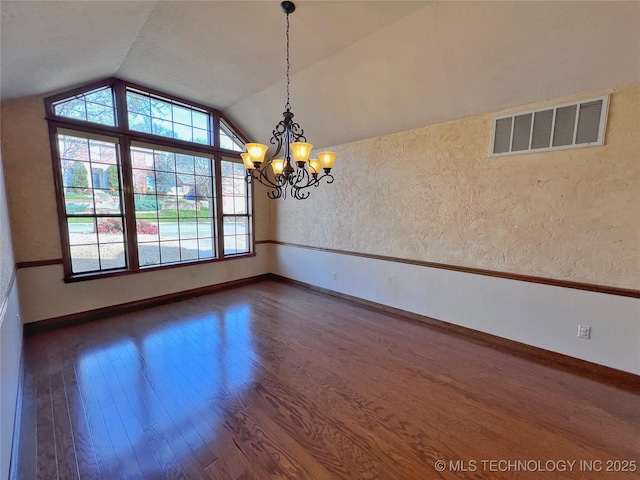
56 130 128 274
220 158 253 257
45 78 255 282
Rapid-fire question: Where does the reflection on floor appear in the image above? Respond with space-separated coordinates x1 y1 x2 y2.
13 281 640 479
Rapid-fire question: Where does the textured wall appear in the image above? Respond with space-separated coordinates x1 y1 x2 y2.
1 96 61 262
273 83 640 290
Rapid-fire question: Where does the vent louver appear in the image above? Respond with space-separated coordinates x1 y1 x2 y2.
490 95 608 156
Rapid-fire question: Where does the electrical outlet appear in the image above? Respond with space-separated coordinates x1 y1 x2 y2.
332 272 337 281
577 324 591 339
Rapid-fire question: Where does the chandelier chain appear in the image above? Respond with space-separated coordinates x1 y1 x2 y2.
285 12 291 111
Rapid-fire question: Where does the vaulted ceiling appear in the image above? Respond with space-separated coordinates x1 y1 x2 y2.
2 1 639 149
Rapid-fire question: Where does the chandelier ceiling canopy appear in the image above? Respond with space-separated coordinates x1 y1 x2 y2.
242 1 338 200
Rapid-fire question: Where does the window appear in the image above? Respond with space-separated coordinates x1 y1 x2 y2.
58 132 125 273
490 95 609 156
220 119 245 152
126 88 211 145
221 159 251 255
53 86 116 126
45 79 253 280
131 144 216 266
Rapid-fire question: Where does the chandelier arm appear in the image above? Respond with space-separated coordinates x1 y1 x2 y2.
294 165 308 185
247 165 292 201
271 141 282 161
270 119 288 158
291 166 313 189
288 169 316 199
289 121 306 143
247 167 280 190
267 187 283 200
254 170 284 200
290 171 334 197
319 172 335 185
292 185 311 200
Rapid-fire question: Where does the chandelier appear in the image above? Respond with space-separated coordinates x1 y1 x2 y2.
242 1 337 200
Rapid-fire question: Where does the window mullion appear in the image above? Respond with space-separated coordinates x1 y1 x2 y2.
214 154 224 259
213 110 220 148
120 137 139 269
113 80 129 130
117 80 140 269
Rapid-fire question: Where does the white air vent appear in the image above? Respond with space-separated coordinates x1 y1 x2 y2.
490 95 609 157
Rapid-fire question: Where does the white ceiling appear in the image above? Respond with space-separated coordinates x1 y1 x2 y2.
2 1 639 149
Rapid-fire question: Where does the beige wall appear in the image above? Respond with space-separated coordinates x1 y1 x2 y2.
273 82 640 290
16 245 271 323
1 96 61 262
0 94 272 323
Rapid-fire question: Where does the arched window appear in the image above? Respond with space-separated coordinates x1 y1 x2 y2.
45 78 253 280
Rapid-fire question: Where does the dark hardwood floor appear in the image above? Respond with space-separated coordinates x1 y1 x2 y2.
13 280 640 479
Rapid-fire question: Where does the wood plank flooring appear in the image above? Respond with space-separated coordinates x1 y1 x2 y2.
12 280 640 479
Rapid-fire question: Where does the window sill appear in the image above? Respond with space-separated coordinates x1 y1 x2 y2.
63 252 256 283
